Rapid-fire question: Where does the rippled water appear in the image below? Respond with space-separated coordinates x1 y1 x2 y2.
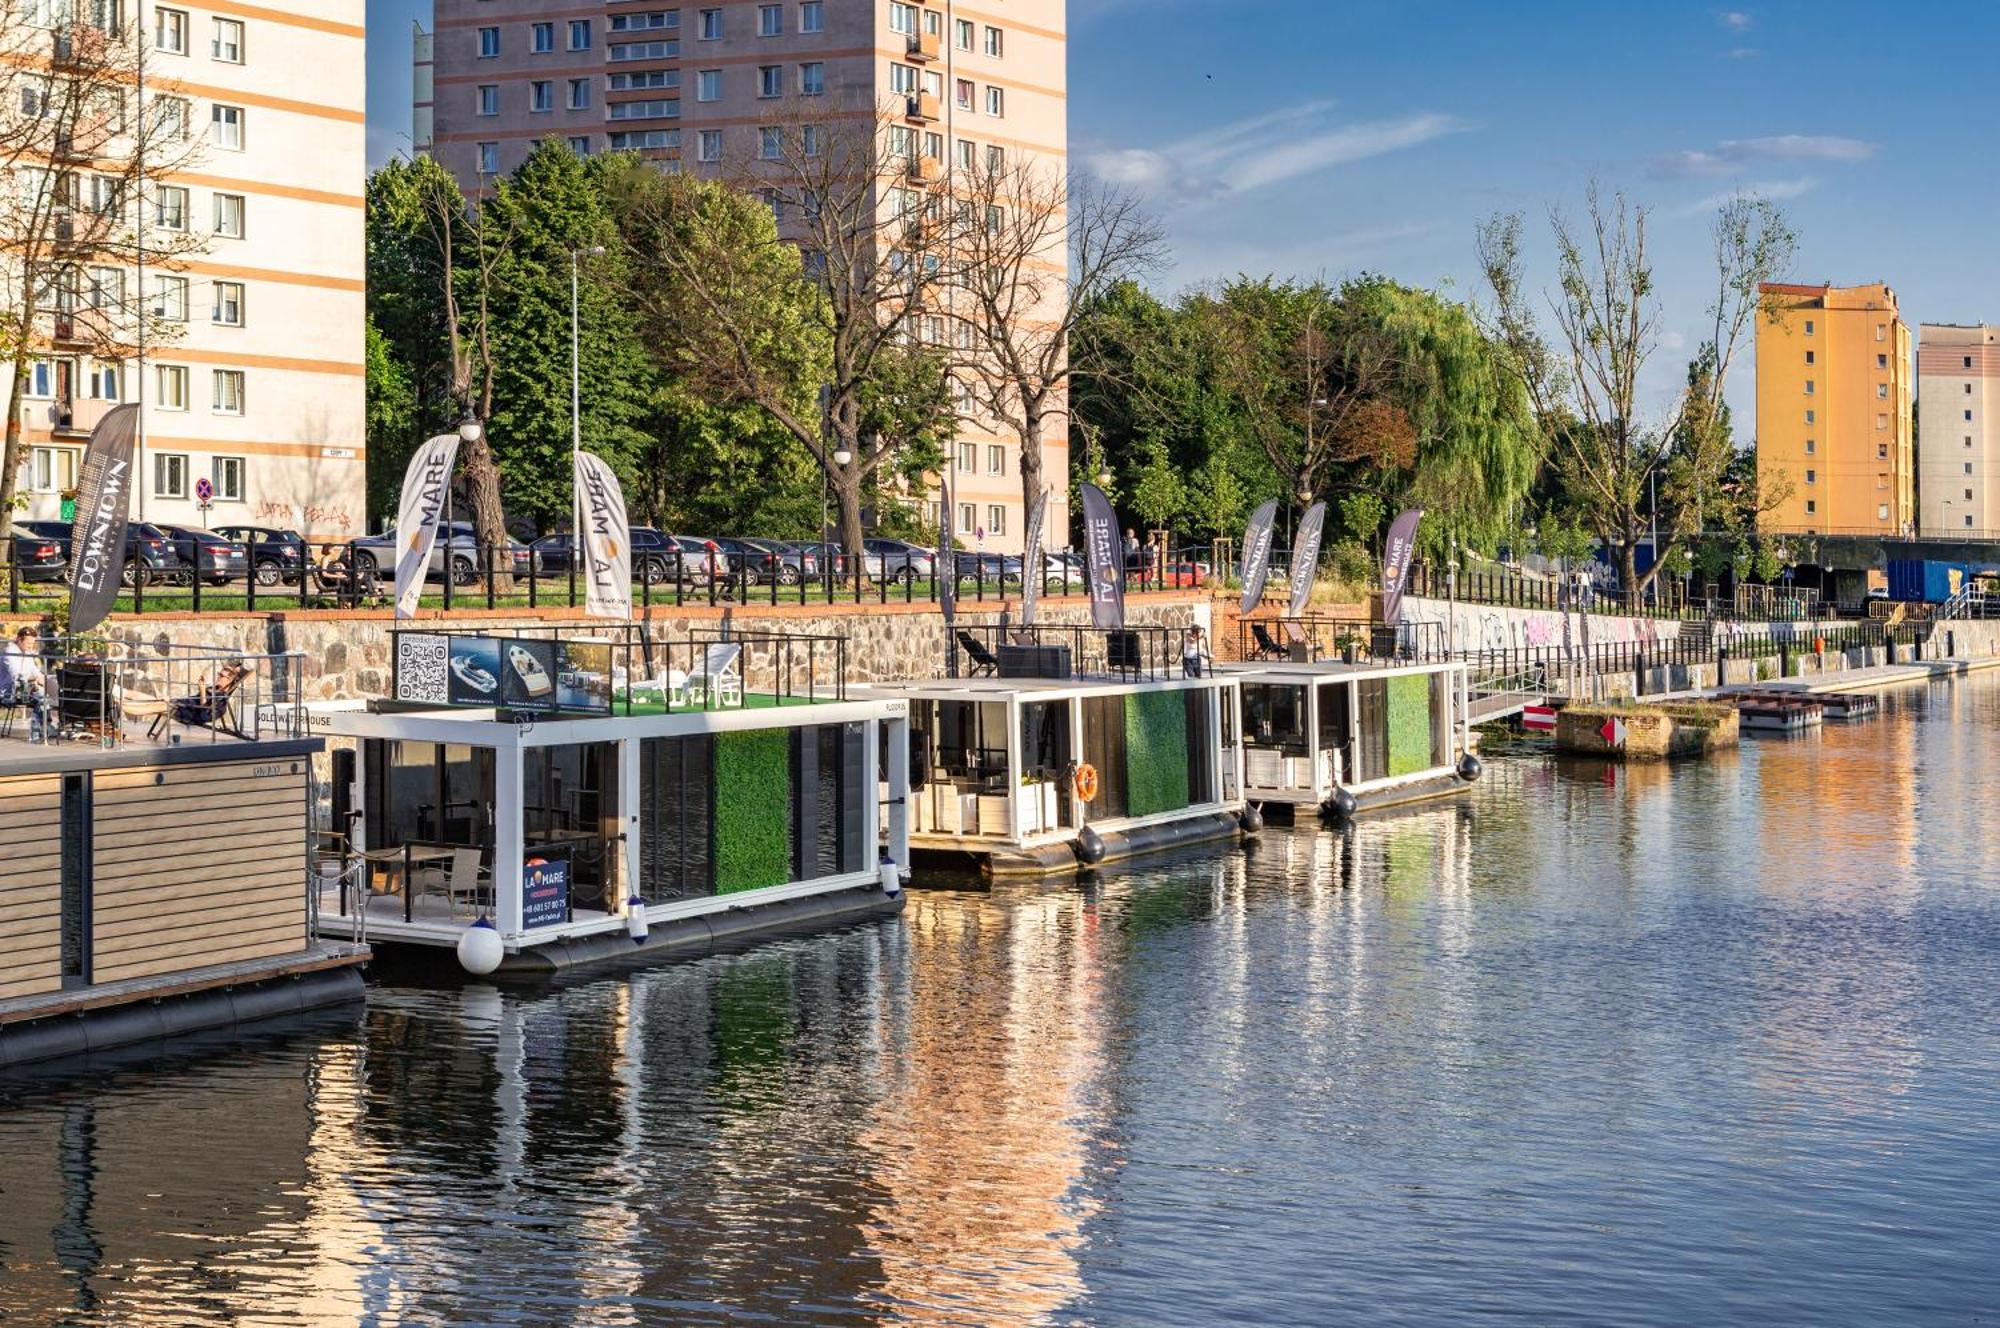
5 678 2000 1325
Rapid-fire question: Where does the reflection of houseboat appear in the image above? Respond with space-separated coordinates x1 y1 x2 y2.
858 625 1249 877
1221 657 1475 819
0 639 367 1069
320 627 911 976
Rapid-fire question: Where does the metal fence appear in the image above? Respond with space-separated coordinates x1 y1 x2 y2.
2 634 306 749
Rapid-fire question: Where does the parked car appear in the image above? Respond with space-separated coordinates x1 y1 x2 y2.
5 530 66 584
158 524 251 587
864 538 938 584
952 552 1023 583
740 537 816 586
348 521 532 584
782 540 873 582
211 524 309 586
696 536 783 586
20 519 179 586
531 527 710 587
1041 550 1087 588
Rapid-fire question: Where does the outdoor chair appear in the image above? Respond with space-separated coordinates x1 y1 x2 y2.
955 630 1000 677
149 661 250 739
1107 629 1143 678
1249 623 1287 660
680 643 743 708
414 846 487 920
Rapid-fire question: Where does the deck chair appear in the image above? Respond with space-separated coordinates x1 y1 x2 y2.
681 642 743 707
149 661 249 739
1249 623 1287 660
955 630 1000 677
415 846 487 920
1107 629 1142 678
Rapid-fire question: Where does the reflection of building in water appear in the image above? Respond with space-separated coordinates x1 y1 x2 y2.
858 887 1107 1325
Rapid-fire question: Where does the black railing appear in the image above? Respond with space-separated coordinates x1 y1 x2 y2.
1234 615 1448 665
951 622 1183 682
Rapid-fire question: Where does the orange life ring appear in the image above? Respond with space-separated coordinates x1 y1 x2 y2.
1074 763 1100 803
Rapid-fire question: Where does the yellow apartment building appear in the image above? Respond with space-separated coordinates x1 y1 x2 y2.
1755 281 1914 535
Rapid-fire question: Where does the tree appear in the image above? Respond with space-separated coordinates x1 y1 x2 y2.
365 158 459 520
950 157 1164 542
1477 186 1796 600
0 9 206 540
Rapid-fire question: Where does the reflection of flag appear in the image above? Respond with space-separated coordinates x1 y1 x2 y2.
394 433 461 619
574 450 632 619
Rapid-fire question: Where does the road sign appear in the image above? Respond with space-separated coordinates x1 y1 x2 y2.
1598 716 1627 747
194 476 214 504
1522 704 1557 733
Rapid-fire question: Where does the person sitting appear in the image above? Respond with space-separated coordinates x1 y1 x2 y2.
1182 624 1212 678
0 627 48 742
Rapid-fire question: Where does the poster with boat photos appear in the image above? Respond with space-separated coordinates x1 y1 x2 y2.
395 632 611 715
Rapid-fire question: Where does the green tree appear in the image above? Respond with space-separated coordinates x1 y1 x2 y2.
363 315 415 520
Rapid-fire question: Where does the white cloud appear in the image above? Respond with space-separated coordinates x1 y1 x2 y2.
1719 9 1753 29
1651 134 1876 179
1082 104 1467 203
1724 46 1760 59
1675 176 1818 216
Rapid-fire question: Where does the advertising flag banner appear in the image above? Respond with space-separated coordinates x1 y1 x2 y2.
938 496 956 625
574 450 632 620
1080 482 1126 630
394 433 461 619
65 403 139 634
1285 500 1328 620
1237 499 1280 615
1378 507 1424 626
1020 490 1048 627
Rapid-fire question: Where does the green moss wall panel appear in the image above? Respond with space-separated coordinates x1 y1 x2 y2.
713 730 793 894
1124 690 1191 818
1386 673 1433 777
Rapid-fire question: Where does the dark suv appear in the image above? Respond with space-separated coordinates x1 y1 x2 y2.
212 525 308 586
20 519 179 586
158 524 250 586
531 526 711 587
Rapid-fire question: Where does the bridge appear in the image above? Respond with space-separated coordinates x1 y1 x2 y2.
1741 529 2000 572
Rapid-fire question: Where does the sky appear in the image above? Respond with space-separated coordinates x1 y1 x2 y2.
364 0 2000 421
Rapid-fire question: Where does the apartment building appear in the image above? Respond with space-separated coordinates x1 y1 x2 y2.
6 3 367 540
1915 324 2000 536
419 0 1069 552
1755 282 1914 536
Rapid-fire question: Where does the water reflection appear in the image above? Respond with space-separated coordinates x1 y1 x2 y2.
6 679 2000 1324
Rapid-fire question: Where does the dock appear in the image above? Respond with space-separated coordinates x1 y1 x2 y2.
1713 654 2000 698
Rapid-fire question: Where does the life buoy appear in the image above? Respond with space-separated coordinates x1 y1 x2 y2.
1074 763 1100 803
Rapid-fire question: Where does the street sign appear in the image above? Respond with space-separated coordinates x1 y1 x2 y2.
1522 704 1557 733
1598 716 1627 747
194 476 214 504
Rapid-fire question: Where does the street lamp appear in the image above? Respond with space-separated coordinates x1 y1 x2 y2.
457 408 483 444
570 246 605 549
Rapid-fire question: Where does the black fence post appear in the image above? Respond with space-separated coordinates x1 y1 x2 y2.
485 545 497 610
7 537 17 615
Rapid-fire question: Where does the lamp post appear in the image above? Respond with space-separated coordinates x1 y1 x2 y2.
445 408 483 611
571 245 604 558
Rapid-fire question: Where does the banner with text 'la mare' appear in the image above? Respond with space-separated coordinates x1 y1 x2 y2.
66 403 139 634
394 434 461 620
574 450 632 620
1080 481 1125 630
1379 507 1424 627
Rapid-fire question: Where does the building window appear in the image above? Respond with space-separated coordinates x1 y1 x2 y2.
759 126 781 158
759 4 782 35
1803 379 1814 395
1877 503 1889 520
86 359 121 401
955 78 974 109
800 61 823 95
213 192 244 238
956 441 975 471
1967 409 1976 422
477 84 498 115
956 17 973 48
213 455 244 501
532 80 554 112
758 64 782 97
802 123 822 156
478 26 499 57
155 6 187 53
1804 319 1814 335
699 8 721 39
155 184 187 229
570 19 591 49
154 452 188 499
1803 350 1813 364
987 445 1005 474
1880 354 1890 369
697 69 720 100
1877 444 1887 459
1877 383 1888 399
156 364 187 410
568 135 591 155
987 504 1006 536
890 62 916 93
1804 409 1815 424
532 21 553 52
1966 463 1975 476
478 142 499 173
30 447 78 494
697 129 721 162
889 2 916 34
1967 436 1975 447
568 79 590 109
986 143 1004 173
210 103 243 149
152 275 187 321
1805 469 1815 484
800 2 823 33
212 370 244 415
984 25 1003 56
1805 439 1815 454
1968 382 1976 394
210 16 242 61
1967 488 1976 500
1806 499 1817 514
212 280 243 326
1968 515 1977 528
986 85 1004 116
958 501 976 534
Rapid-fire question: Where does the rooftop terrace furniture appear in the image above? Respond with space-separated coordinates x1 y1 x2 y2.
683 642 743 708
1250 623 1287 660
148 660 250 740
1107 629 1142 679
956 630 1000 677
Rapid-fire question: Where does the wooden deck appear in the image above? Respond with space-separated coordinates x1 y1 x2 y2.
0 940 369 1026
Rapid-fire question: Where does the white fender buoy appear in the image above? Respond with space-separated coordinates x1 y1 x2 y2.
626 895 649 943
879 860 902 896
456 917 504 976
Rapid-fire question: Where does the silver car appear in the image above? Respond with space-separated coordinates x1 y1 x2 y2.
349 521 533 585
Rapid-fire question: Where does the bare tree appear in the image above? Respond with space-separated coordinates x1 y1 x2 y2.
621 98 952 561
950 157 1164 536
0 8 207 541
1478 185 1795 599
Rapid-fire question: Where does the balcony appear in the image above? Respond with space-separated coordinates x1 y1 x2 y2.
50 397 115 439
907 153 940 186
906 30 940 61
905 92 939 125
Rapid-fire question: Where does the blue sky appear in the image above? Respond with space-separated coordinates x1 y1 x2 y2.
365 0 1995 419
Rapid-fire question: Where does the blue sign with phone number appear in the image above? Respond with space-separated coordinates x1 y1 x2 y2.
522 854 570 929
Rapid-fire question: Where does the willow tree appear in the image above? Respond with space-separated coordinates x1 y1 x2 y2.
1477 186 1796 599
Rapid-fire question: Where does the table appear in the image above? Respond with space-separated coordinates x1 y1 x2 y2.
358 844 456 922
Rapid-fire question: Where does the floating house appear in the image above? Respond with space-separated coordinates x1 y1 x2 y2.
0 639 367 1070
320 627 910 976
1222 656 1475 818
858 625 1249 876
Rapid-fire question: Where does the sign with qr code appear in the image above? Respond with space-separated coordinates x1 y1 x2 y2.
395 633 451 704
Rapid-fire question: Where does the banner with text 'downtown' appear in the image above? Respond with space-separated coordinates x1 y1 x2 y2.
394 433 461 620
1285 500 1328 621
65 402 139 634
1237 499 1280 615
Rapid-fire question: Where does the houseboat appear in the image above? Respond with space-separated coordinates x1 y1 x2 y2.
0 637 367 1070
857 624 1251 877
319 626 911 977
1221 654 1477 819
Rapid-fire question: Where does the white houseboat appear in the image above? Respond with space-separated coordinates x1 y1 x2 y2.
319 626 910 976
858 625 1251 877
1222 655 1477 819
0 637 367 1070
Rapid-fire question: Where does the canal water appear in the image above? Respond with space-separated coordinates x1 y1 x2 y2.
5 679 2000 1326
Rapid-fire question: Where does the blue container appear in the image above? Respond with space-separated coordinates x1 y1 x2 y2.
1886 558 1969 603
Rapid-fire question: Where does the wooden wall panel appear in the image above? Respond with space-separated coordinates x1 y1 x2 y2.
0 774 63 1002
90 758 311 985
